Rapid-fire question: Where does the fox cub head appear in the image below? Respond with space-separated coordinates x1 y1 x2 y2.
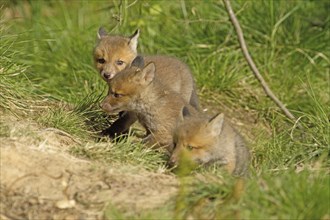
101 56 155 114
168 113 225 167
94 27 140 81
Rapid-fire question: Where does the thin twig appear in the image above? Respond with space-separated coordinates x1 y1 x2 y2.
223 0 300 126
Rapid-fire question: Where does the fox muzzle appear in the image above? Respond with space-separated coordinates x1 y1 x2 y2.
101 70 115 81
167 155 179 168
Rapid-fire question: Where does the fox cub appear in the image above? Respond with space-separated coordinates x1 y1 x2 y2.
169 113 250 176
101 56 198 152
94 28 200 137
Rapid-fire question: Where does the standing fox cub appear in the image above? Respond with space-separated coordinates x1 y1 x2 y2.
94 28 200 138
169 113 250 176
101 56 198 152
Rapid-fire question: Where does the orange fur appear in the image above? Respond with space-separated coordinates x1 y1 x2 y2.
101 62 198 152
170 114 250 176
94 36 136 80
94 29 200 138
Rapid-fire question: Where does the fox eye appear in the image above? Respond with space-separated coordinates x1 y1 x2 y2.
97 58 106 64
111 91 123 98
116 60 124 66
187 145 195 151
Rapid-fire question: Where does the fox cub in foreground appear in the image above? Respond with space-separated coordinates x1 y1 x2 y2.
101 56 198 152
169 113 250 176
94 28 200 138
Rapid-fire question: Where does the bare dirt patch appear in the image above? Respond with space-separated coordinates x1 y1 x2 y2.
0 113 178 219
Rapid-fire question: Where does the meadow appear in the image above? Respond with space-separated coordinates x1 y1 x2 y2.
0 0 329 219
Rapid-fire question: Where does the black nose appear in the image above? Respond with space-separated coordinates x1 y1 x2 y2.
104 73 110 79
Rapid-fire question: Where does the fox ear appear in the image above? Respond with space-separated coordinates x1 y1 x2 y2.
179 106 191 121
128 29 140 53
139 62 155 85
208 113 225 136
131 55 144 68
97 27 107 39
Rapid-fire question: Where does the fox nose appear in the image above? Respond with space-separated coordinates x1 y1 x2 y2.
101 71 114 80
167 157 178 168
104 73 110 79
101 102 112 113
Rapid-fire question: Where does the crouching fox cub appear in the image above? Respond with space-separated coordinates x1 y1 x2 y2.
169 113 250 176
101 56 198 152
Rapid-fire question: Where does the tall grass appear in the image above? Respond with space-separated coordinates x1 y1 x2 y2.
1 0 329 218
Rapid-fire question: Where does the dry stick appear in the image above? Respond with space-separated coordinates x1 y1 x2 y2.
223 0 299 125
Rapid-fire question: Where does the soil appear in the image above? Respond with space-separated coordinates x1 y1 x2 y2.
0 114 178 219
0 89 267 219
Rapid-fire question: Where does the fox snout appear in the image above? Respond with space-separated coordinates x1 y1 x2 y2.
99 64 117 81
101 70 115 80
100 97 122 114
100 100 113 113
167 155 179 168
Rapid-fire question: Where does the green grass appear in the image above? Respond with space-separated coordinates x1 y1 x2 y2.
243 169 330 219
1 0 329 219
70 136 168 171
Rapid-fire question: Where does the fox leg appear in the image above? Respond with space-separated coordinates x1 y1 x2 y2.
101 111 137 139
141 134 157 146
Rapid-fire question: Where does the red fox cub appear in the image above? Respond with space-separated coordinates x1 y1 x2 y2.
94 28 200 138
101 56 198 152
169 113 250 176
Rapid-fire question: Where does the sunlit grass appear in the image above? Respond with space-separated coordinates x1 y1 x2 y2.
1 0 329 219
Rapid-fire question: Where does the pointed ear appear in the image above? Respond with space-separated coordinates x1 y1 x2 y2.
137 62 155 86
131 55 144 68
128 29 140 53
208 113 225 136
97 27 107 39
179 106 191 122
